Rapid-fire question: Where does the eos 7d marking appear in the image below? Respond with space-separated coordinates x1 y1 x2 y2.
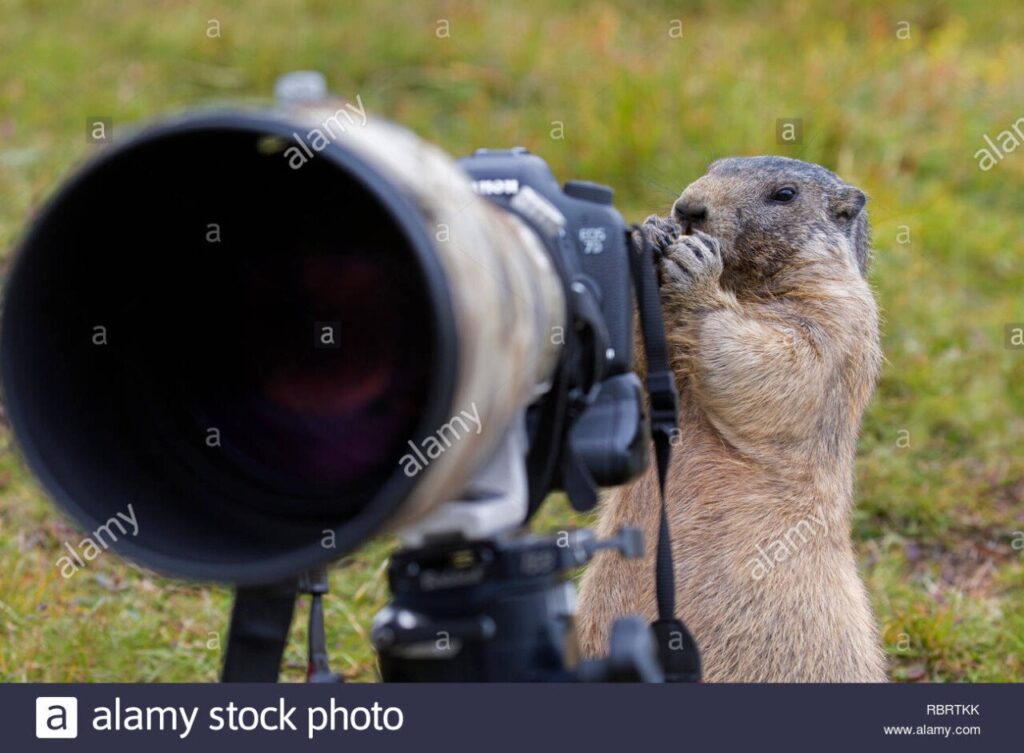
578 226 607 254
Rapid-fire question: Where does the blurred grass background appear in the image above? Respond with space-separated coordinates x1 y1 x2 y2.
0 0 1022 682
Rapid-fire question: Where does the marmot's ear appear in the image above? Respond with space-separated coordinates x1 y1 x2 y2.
831 185 871 276
829 185 867 223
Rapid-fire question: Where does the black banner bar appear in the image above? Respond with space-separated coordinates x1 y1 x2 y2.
8 683 1020 751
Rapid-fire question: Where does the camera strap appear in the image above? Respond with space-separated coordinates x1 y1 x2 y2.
628 226 703 683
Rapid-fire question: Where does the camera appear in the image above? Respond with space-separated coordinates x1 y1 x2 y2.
459 147 649 496
1 72 693 682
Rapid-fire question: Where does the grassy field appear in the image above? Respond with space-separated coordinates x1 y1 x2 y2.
1 0 1022 682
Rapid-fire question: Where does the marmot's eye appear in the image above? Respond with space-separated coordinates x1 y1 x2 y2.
770 187 797 203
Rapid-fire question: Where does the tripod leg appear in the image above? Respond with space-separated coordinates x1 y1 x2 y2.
221 580 297 682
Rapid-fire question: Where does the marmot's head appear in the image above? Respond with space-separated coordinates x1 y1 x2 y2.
672 156 870 292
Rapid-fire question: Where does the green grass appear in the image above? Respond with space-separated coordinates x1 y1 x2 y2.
1 0 1022 681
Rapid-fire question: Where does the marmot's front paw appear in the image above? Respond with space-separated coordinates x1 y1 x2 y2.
635 214 681 256
659 230 724 305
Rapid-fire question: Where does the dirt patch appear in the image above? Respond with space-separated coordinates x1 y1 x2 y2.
903 530 1020 598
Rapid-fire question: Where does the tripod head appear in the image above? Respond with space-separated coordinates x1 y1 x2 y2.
373 527 662 682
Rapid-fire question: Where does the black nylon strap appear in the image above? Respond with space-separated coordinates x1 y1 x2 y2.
627 225 702 682
627 226 679 620
653 435 676 620
221 580 297 682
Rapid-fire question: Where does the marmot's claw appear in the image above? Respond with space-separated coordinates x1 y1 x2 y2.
660 231 724 295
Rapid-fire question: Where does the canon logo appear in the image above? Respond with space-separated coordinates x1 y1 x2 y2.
471 178 520 196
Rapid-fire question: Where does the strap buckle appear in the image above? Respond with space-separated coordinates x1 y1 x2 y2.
646 370 679 438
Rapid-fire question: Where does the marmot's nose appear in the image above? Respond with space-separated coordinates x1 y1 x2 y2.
673 199 708 226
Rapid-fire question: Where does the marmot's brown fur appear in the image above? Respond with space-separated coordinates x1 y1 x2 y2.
576 156 886 682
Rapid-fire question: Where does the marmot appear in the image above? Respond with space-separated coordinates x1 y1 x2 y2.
576 156 887 682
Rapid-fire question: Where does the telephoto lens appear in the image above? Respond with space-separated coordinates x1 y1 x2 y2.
1 97 564 583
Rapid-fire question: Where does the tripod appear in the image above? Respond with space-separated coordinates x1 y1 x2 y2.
222 530 664 683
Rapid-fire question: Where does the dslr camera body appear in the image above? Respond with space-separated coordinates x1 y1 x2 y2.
460 147 650 509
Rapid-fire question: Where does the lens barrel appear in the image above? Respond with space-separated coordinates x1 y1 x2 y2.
1 104 564 582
